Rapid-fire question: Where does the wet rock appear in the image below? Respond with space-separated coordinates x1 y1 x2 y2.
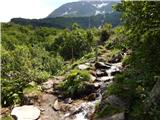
84 82 100 94
90 74 96 82
53 99 60 111
96 76 114 82
95 62 111 69
94 82 101 88
42 80 54 90
109 53 123 63
78 64 89 70
90 70 97 77
86 93 97 101
64 98 73 104
96 69 108 77
85 62 91 66
42 76 65 93
11 105 40 120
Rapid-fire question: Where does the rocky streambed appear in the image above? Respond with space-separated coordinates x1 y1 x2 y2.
10 52 127 120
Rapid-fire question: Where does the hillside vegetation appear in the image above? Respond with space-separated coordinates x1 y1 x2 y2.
1 23 99 107
11 12 120 29
1 1 160 120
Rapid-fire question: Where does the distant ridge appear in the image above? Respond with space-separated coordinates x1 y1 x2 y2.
47 1 118 18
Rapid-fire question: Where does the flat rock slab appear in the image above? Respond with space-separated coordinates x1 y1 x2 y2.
78 64 89 70
97 76 114 82
11 105 40 120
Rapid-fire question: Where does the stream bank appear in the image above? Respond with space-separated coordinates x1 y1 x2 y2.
9 50 128 120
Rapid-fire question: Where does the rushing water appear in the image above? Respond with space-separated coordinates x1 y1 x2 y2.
64 62 122 120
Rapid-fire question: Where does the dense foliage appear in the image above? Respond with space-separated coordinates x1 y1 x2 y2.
1 23 64 106
50 24 95 60
1 2 160 120
59 69 90 98
104 1 160 120
1 23 97 107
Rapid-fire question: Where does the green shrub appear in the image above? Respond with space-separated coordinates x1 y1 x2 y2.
1 79 24 107
59 70 90 97
1 23 64 107
1 115 13 120
51 26 94 60
23 82 41 96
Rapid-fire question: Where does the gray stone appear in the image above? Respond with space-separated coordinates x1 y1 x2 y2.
108 53 123 63
90 74 96 82
53 99 60 111
42 80 54 90
64 98 73 104
86 93 97 101
96 76 114 82
78 64 89 70
11 105 40 120
95 62 111 69
96 69 108 77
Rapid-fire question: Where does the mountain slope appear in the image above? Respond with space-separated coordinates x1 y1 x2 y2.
48 1 118 18
11 12 121 29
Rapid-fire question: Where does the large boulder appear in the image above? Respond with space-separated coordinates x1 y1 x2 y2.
85 93 98 101
42 76 65 93
108 53 123 63
11 105 40 120
82 82 100 96
95 62 111 69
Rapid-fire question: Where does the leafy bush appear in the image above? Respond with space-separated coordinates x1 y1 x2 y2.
59 70 90 97
1 79 24 106
50 25 94 60
23 82 41 96
1 23 64 107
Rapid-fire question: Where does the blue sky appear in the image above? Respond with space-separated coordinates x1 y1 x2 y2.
0 0 78 22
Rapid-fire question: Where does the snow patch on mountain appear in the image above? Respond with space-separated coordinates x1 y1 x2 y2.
95 10 101 15
62 11 69 16
92 3 109 8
